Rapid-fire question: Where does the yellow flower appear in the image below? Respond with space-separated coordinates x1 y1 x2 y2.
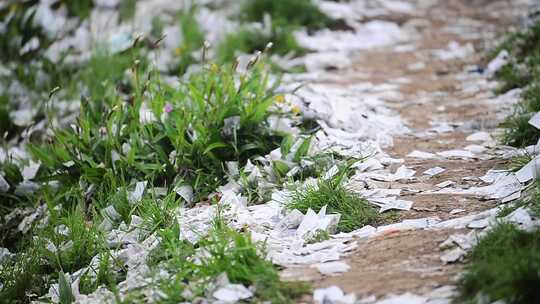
174 47 183 56
291 105 301 115
275 95 285 104
210 63 219 73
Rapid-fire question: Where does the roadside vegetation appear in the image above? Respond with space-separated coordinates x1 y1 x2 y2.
456 223 540 304
456 17 540 304
496 20 540 146
0 1 378 303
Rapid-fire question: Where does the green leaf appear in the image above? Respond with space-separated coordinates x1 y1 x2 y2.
280 135 294 156
28 144 56 168
203 142 228 155
273 160 289 178
239 142 261 153
58 272 74 304
293 136 312 162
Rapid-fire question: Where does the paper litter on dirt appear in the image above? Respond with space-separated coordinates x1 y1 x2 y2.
423 167 446 177
313 261 351 276
313 285 356 304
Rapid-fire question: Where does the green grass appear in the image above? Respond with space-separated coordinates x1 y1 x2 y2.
175 6 205 74
150 216 310 303
27 54 285 201
119 0 137 22
496 20 540 147
216 26 305 64
500 82 540 147
456 223 540 304
287 166 379 232
239 0 335 31
220 0 339 66
0 2 50 64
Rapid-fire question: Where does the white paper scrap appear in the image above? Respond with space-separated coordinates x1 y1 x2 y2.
437 149 475 159
394 165 416 181
466 131 492 142
436 180 455 188
515 157 537 183
379 199 413 213
423 167 445 177
440 247 466 264
0 175 9 193
407 150 437 159
529 112 540 130
127 181 147 204
175 185 194 203
375 293 427 304
213 284 253 302
313 286 356 304
313 261 351 276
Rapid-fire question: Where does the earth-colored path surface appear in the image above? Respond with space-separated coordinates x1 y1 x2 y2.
284 0 531 300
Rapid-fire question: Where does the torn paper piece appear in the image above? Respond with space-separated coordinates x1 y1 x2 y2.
213 284 253 302
504 207 537 231
0 175 9 192
437 149 475 159
312 261 351 276
22 161 40 180
128 181 147 204
393 165 416 181
467 218 489 229
440 233 476 251
434 41 474 61
377 217 440 234
174 185 194 204
466 131 492 142
352 158 384 172
515 156 537 183
375 293 427 304
276 209 304 231
436 180 455 188
379 199 413 213
529 112 540 130
313 286 356 304
449 209 465 215
296 207 341 239
486 50 509 75
479 170 509 183
407 150 437 159
502 191 521 203
423 167 445 177
323 165 340 180
440 247 466 264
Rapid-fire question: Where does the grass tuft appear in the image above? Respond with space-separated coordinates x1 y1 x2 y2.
287 166 378 232
240 0 335 31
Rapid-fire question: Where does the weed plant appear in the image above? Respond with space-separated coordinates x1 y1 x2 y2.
28 51 285 201
288 165 378 232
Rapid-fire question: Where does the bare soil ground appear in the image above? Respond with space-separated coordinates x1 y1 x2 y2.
288 0 530 299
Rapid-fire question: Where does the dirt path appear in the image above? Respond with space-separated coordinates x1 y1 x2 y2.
286 0 531 301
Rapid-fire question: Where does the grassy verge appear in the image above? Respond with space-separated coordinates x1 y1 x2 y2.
456 17 540 304
496 20 540 146
456 223 540 304
216 0 339 64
